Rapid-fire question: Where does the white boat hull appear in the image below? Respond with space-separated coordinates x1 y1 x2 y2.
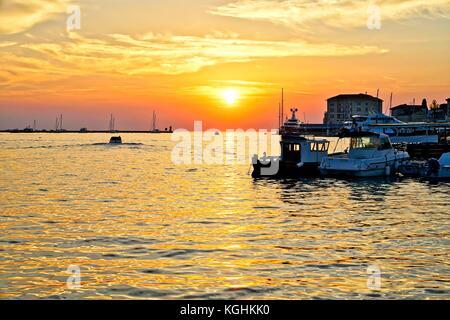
320 153 410 177
390 135 439 144
321 162 397 177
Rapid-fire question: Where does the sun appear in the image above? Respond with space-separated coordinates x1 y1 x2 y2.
221 89 239 106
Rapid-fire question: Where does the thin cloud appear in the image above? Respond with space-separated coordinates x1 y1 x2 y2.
0 0 70 35
5 32 386 78
211 80 279 87
210 0 450 30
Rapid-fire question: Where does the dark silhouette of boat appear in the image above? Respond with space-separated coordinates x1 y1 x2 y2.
252 108 330 178
109 136 122 144
399 153 450 179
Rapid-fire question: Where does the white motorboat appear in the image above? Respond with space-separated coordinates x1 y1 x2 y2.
399 153 450 179
320 132 410 177
342 113 450 144
344 113 405 132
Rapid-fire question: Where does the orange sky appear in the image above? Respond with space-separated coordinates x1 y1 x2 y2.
0 0 449 130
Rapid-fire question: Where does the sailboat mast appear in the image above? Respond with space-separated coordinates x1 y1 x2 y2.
152 111 157 132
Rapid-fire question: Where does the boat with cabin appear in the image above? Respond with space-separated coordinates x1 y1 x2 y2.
109 136 122 144
320 132 410 177
252 108 330 178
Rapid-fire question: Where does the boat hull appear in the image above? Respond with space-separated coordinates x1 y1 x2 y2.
320 156 409 177
321 165 394 177
252 160 320 178
390 135 439 144
399 157 450 179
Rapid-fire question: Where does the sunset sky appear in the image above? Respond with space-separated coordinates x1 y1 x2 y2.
0 0 449 130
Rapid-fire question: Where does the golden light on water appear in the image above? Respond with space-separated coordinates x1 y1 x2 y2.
0 134 449 299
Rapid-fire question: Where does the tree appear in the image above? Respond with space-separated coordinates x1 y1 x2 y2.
430 100 439 110
422 99 428 109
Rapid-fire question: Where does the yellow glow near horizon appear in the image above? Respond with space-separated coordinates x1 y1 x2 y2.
221 89 239 106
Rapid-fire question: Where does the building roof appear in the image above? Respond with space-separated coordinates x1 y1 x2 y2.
327 93 383 102
391 104 427 111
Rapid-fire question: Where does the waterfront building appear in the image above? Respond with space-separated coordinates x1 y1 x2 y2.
323 94 383 125
391 99 428 122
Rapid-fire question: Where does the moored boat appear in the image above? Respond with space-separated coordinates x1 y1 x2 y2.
342 113 450 145
320 132 410 177
399 152 450 179
252 109 330 178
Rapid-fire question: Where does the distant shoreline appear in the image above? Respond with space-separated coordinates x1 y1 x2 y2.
0 130 174 134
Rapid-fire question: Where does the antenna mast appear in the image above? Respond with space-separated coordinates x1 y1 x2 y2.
389 93 393 115
281 88 284 124
385 93 393 115
278 102 281 130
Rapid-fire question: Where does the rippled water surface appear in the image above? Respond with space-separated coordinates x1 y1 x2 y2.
0 133 449 299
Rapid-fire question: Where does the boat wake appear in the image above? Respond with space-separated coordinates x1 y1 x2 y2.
90 143 144 146
19 143 145 149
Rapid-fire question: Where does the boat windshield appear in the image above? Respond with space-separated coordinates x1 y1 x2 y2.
350 136 392 150
350 136 381 149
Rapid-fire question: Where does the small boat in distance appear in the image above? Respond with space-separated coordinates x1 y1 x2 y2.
109 136 122 144
252 108 330 178
320 132 410 177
